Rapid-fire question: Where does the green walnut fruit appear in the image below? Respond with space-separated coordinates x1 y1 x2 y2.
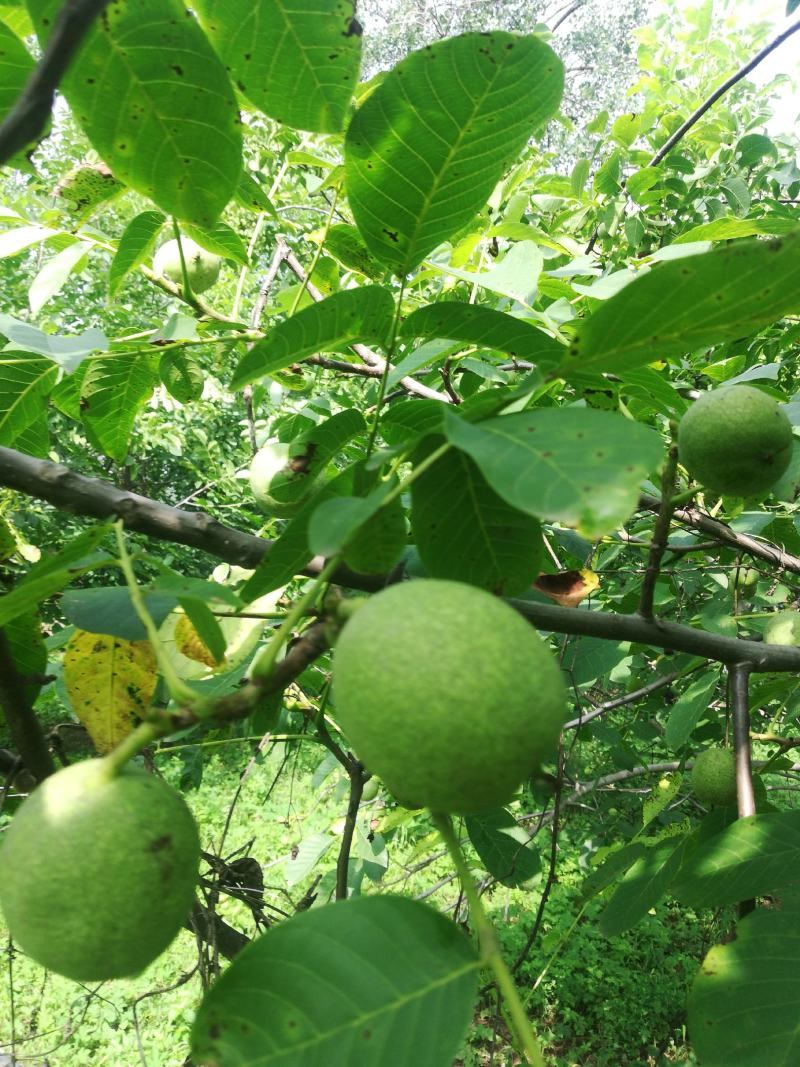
154 237 221 293
0 515 15 561
0 759 200 981
763 609 800 646
332 579 567 814
691 748 737 807
249 440 300 517
733 567 759 593
677 385 793 497
249 437 332 517
360 777 381 803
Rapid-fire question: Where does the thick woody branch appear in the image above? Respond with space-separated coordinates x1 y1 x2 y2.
0 446 385 592
0 0 110 166
0 629 55 782
4 447 800 672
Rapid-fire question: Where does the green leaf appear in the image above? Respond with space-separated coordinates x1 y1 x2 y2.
28 240 90 316
179 596 226 664
0 349 58 452
444 407 664 538
243 467 356 600
665 674 718 752
324 223 385 279
402 303 564 368
599 835 689 937
345 32 563 274
427 242 544 306
235 172 279 216
465 808 541 887
0 6 33 38
159 349 204 404
564 230 800 376
61 587 176 641
0 526 113 627
108 210 166 297
232 287 395 390
579 842 648 902
80 354 156 463
190 895 479 1067
380 398 445 447
688 898 800 1067
788 0 799 14
284 831 334 886
3 609 47 705
672 812 800 908
27 0 242 228
410 445 543 596
0 314 107 370
674 216 799 244
195 0 362 134
184 221 249 266
0 222 58 258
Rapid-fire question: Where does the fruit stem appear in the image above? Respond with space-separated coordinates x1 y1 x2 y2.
365 278 407 458
251 556 340 681
431 812 546 1067
103 721 165 776
113 522 200 708
670 486 698 507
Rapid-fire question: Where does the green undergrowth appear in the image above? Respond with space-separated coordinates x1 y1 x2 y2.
0 734 708 1065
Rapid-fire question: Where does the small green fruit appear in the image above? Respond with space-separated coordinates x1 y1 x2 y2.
691 748 737 807
733 567 759 592
154 237 221 293
0 759 200 981
249 440 301 517
360 777 380 802
677 386 793 497
763 610 800 646
332 579 567 814
0 515 16 561
249 436 332 517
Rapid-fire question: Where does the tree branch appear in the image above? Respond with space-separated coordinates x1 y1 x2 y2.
638 438 679 620
647 19 800 169
0 629 55 782
640 495 800 575
730 663 756 820
563 664 702 730
4 447 800 672
0 445 386 592
336 763 365 901
0 0 110 166
281 245 451 404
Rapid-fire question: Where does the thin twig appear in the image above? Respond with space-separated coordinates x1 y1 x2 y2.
648 19 800 168
730 663 756 820
730 662 756 918
638 436 679 621
335 763 364 901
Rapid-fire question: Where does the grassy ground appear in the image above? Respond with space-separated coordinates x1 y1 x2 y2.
0 732 709 1066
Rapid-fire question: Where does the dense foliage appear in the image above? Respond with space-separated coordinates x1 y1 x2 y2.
1 0 800 1064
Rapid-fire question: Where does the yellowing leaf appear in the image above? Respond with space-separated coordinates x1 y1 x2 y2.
64 630 157 753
